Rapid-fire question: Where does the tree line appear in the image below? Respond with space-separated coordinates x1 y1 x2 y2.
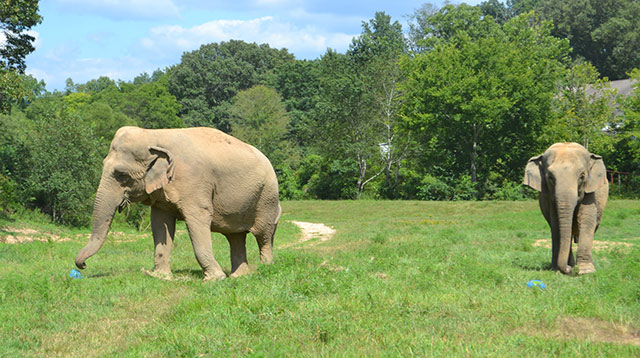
2 0 640 227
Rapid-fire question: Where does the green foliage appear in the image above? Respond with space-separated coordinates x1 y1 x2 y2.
538 0 640 80
268 60 321 149
0 0 42 72
482 171 528 201
302 158 359 200
24 106 103 226
0 173 19 216
546 61 619 152
417 174 453 200
401 9 570 190
168 40 295 130
275 165 304 200
611 68 640 176
230 85 297 168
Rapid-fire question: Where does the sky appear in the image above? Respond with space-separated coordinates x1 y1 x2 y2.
24 0 481 91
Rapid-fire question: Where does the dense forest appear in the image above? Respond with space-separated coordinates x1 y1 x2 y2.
2 0 640 227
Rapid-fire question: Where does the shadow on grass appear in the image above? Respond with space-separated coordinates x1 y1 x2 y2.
513 260 553 271
172 269 204 280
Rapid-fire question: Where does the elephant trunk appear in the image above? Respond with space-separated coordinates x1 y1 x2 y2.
75 178 122 269
556 198 577 274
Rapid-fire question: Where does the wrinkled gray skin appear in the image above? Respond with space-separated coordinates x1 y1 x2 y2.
75 126 281 281
524 143 608 275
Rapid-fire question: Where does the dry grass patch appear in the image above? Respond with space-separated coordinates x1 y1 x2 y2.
36 288 190 357
524 316 640 346
533 238 636 251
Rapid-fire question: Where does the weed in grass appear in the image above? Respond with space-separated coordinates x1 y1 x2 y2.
371 232 387 244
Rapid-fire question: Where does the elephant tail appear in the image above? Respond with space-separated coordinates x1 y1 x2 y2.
274 203 282 224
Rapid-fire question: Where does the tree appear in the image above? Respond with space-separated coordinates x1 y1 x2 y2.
478 0 541 24
229 85 297 168
401 8 570 189
348 11 411 197
0 0 42 113
108 74 183 129
168 40 295 130
538 0 640 80
611 68 640 175
549 61 618 152
268 59 321 149
314 50 375 197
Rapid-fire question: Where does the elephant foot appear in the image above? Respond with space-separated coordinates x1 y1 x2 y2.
230 262 251 278
555 265 573 275
259 253 273 265
577 262 596 275
142 268 173 281
202 270 227 282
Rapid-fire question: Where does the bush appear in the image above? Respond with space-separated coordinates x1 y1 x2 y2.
417 174 453 200
452 175 477 201
276 165 304 200
490 180 527 200
0 174 19 217
24 110 103 226
304 158 358 199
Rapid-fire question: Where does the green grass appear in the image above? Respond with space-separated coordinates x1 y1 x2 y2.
1 200 639 357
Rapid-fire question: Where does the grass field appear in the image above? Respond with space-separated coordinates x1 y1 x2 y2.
1 200 639 357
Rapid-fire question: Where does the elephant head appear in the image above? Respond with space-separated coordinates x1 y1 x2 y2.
523 143 607 273
75 127 175 269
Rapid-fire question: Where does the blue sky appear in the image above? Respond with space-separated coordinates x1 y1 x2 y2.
25 0 481 91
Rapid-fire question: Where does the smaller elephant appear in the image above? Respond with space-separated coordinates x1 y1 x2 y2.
523 142 608 275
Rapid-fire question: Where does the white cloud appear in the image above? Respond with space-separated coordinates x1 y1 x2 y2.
55 0 180 20
140 16 355 60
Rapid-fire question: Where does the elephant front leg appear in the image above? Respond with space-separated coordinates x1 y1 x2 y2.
576 199 597 275
144 207 176 280
185 215 226 282
225 232 250 277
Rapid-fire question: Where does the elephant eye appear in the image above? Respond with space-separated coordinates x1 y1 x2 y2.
114 171 130 183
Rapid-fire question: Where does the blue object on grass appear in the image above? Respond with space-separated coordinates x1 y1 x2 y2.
69 269 83 279
527 280 545 289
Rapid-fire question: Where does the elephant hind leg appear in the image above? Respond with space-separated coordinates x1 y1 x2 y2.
226 232 250 278
254 223 276 265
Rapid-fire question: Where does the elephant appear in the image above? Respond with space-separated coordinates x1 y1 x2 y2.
75 126 281 281
523 142 608 275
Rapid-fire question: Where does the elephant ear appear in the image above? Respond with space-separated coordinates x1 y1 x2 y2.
585 154 607 193
523 154 544 192
145 146 175 194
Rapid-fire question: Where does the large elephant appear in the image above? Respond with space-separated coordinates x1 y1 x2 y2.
523 142 608 275
75 126 281 281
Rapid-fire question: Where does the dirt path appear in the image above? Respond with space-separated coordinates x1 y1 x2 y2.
281 221 336 248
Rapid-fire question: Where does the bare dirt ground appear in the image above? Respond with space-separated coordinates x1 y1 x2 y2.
281 221 336 248
533 238 635 251
0 226 68 244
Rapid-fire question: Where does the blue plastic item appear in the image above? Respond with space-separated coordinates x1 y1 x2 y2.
527 279 546 289
69 269 84 279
